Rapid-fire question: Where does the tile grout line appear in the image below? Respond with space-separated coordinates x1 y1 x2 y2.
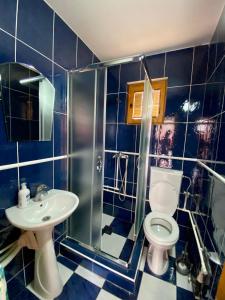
181 47 195 170
52 12 55 189
14 0 19 62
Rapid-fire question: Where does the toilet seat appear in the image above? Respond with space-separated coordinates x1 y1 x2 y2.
144 212 179 247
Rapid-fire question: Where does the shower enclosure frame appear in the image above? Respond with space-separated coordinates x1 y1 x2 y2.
67 55 153 266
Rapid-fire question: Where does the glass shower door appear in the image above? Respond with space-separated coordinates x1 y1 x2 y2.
134 77 153 236
69 69 106 249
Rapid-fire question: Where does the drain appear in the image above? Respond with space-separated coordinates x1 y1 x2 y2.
42 216 51 222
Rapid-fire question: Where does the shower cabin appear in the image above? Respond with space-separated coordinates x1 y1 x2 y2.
68 57 153 266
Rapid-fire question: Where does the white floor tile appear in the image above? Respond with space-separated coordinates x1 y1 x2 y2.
139 247 148 271
27 284 47 300
101 233 126 258
27 262 73 300
128 224 135 241
58 262 73 285
102 213 114 228
75 265 105 288
97 289 121 300
169 246 176 258
138 273 176 300
176 271 193 292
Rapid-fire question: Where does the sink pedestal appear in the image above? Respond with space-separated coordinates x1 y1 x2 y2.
33 228 63 299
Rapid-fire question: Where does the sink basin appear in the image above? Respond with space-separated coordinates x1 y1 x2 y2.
6 189 79 231
6 188 79 299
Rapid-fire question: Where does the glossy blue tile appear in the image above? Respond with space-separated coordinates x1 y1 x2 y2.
185 123 199 158
107 65 120 94
104 152 115 178
7 269 25 299
54 113 67 156
106 94 118 123
23 247 35 267
144 53 165 79
16 41 53 80
120 61 141 92
110 218 132 237
203 83 224 118
165 86 190 122
0 168 18 208
5 250 23 281
117 124 136 152
153 123 186 157
54 159 67 190
119 239 134 262
177 287 195 300
102 280 133 299
54 221 66 241
217 123 225 162
113 206 131 222
207 43 217 80
15 288 39 300
103 191 113 205
105 124 116 150
126 156 137 183
54 14 76 69
77 37 93 68
216 42 225 66
57 255 78 271
57 273 100 300
114 194 133 211
144 256 176 285
18 140 53 162
103 203 113 216
192 45 209 84
19 161 53 197
17 0 53 58
179 225 191 242
0 104 17 165
209 55 225 83
118 93 127 123
54 64 67 113
24 262 34 286
188 84 205 122
0 30 15 63
165 48 193 87
0 0 17 34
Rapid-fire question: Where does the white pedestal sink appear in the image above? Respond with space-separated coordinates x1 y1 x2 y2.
6 189 79 299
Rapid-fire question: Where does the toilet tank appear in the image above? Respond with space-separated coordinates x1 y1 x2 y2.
149 167 183 215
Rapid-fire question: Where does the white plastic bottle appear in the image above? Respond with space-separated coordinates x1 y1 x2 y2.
18 183 30 209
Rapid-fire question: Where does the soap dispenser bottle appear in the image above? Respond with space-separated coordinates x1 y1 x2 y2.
18 183 30 209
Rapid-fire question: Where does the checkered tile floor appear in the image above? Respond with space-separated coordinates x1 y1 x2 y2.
22 241 194 300
101 213 135 262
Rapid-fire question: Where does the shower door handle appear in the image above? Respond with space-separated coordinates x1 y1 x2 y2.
96 156 103 173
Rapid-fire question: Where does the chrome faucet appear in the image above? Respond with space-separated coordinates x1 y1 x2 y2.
34 184 49 202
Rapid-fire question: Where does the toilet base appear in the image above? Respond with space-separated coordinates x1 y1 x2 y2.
147 245 169 276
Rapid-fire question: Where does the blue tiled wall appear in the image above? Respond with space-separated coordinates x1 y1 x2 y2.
104 45 210 222
0 0 97 297
194 5 225 299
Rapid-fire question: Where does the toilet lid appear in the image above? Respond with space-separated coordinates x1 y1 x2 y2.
149 181 178 216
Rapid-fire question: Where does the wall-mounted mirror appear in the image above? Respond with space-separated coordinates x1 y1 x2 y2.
0 62 55 141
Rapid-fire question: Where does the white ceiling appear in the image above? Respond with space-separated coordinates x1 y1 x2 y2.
45 0 225 61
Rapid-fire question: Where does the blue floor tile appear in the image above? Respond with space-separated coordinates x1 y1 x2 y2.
103 280 136 300
176 287 195 300
56 273 100 300
15 289 39 300
57 255 78 271
119 239 134 262
111 218 133 238
144 256 176 286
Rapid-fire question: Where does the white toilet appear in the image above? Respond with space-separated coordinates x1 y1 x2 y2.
143 167 183 275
